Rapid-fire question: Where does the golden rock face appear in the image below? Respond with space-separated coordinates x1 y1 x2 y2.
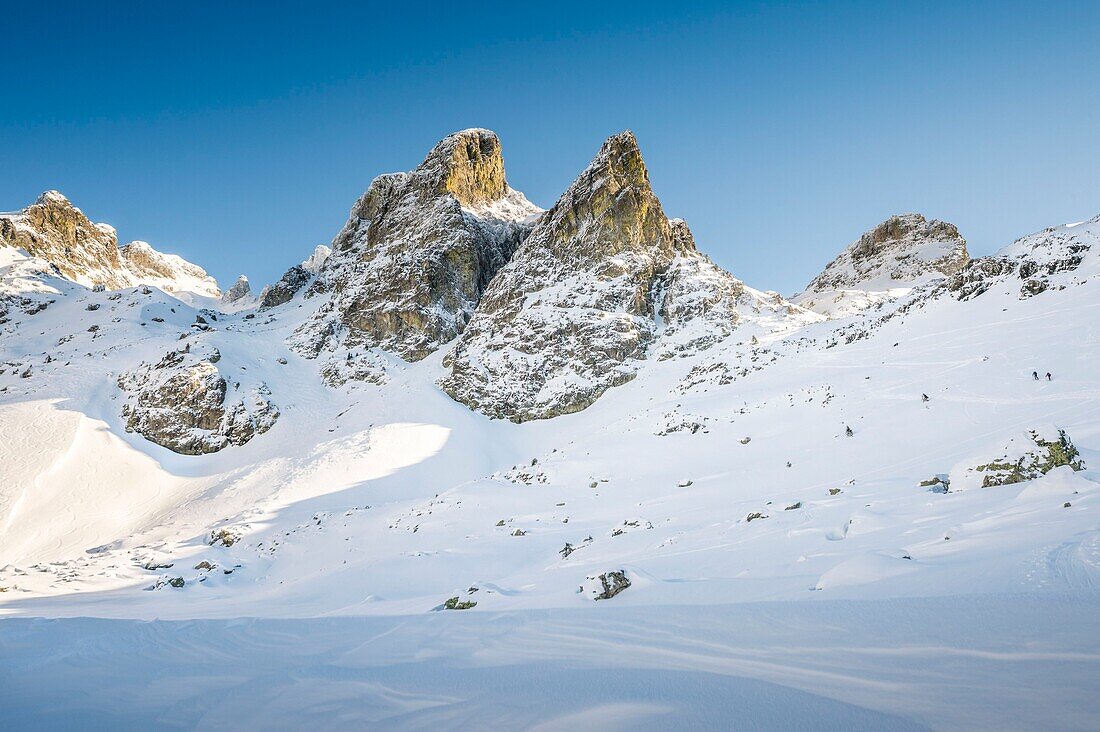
537 131 681 269
438 130 508 207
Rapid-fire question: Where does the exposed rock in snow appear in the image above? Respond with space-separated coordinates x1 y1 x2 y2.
221 275 252 304
290 129 541 365
260 264 312 309
794 213 969 317
947 215 1098 301
257 246 332 309
582 570 631 600
118 348 278 455
951 426 1085 490
439 131 812 421
119 240 220 300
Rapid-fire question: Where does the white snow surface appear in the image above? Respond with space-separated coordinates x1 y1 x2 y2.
1 215 1099 729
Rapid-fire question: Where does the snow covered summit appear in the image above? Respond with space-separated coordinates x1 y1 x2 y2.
0 190 223 302
794 213 969 317
289 129 542 374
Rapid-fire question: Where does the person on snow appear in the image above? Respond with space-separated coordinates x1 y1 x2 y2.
1046 372 1052 381
1033 371 1039 380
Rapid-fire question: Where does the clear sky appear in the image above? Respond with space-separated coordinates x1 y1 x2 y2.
3 1 1098 294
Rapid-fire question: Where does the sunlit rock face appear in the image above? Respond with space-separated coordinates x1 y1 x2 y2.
0 191 223 299
0 191 131 289
118 347 278 455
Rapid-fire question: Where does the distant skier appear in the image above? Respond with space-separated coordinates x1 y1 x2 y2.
921 393 929 403
845 425 854 437
1033 371 1039 381
1046 372 1052 381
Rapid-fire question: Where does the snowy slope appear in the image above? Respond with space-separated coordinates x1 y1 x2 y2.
1 160 1098 726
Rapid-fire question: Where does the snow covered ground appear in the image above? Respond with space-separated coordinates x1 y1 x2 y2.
4 594 1097 730
1 217 1099 728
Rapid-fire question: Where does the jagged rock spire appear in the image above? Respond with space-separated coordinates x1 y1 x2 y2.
289 129 541 370
420 128 509 208
439 131 801 421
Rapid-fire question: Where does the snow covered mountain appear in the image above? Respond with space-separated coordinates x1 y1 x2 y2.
0 190 224 303
1 132 1099 729
118 241 221 303
793 213 969 317
290 128 541 385
440 131 817 421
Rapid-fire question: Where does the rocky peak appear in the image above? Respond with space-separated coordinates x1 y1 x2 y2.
439 131 807 421
1 191 225 303
120 241 220 300
0 190 129 288
290 129 541 370
536 130 689 268
222 275 252 304
794 213 969 317
421 128 508 208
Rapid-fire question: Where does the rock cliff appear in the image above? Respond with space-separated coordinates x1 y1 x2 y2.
290 129 541 368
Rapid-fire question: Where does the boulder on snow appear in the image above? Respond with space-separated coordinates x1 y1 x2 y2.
582 570 631 601
208 528 242 547
919 475 951 493
118 348 278 455
951 427 1084 490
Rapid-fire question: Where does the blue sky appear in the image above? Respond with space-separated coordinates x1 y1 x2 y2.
2 1 1098 293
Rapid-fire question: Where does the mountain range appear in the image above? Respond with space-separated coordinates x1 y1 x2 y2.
1 129 1097 728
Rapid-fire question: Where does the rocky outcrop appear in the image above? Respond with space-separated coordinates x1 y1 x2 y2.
290 129 541 364
582 570 631 600
259 245 330 309
795 213 969 317
439 131 810 421
222 275 252 304
0 191 131 289
118 348 278 455
260 264 312 308
951 427 1085 490
947 215 1096 301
